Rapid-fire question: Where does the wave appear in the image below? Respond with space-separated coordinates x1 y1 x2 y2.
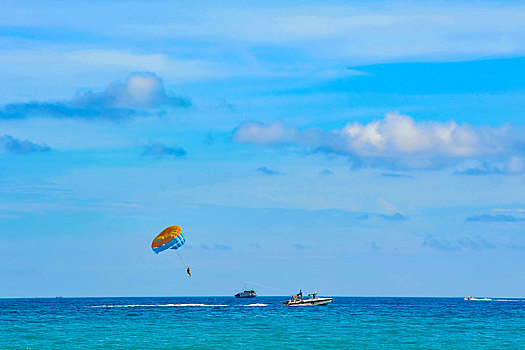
242 303 267 307
88 303 228 308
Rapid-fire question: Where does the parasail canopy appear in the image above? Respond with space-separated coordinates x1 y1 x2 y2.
151 225 185 254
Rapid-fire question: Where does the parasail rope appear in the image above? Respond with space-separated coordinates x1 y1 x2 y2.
175 250 189 268
245 281 278 290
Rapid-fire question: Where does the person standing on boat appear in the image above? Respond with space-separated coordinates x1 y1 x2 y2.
298 290 303 301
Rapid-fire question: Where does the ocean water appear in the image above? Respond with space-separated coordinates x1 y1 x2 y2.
1 297 524 349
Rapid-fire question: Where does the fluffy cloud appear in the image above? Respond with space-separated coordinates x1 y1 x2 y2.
74 72 188 109
0 135 51 154
233 120 300 145
0 72 191 120
233 113 522 170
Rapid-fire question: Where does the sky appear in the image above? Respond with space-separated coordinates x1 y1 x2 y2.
1 0 525 298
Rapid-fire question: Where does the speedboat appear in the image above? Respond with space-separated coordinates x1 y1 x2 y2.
283 291 333 306
464 297 492 301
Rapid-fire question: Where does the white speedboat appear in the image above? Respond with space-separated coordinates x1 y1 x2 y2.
464 297 492 301
283 291 333 306
283 297 333 306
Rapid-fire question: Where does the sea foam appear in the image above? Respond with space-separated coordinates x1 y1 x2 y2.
89 303 228 308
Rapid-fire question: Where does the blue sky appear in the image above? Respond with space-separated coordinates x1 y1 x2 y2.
1 0 525 298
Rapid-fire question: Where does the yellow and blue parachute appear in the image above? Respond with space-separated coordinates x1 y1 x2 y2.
151 225 186 254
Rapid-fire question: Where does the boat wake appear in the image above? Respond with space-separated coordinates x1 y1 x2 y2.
242 303 267 307
88 303 228 308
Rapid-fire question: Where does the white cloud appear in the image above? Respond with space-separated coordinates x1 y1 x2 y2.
339 113 493 157
0 72 190 121
2 2 525 88
232 120 297 145
0 49 225 82
121 3 525 62
233 113 521 170
101 72 173 109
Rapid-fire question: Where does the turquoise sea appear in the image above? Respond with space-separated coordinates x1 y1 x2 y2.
1 297 524 349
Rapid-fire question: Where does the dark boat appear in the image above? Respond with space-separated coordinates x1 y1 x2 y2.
234 286 257 298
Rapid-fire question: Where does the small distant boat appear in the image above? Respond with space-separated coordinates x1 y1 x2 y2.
464 297 492 301
283 291 333 306
234 286 257 298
